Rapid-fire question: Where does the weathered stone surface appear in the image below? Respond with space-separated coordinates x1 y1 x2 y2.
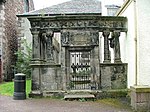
64 94 95 100
61 30 99 47
27 10 127 97
100 63 127 90
28 16 127 32
41 67 62 91
130 86 150 111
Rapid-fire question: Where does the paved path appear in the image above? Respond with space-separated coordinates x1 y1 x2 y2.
0 95 133 112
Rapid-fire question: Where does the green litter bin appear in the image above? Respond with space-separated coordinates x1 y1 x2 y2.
13 73 26 100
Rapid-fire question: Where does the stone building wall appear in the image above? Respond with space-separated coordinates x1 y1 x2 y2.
0 1 5 82
117 0 150 87
136 0 150 86
116 0 136 87
1 0 34 81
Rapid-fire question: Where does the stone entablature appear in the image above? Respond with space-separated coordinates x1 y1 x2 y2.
29 16 127 31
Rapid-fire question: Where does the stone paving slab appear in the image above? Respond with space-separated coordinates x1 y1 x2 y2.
0 95 133 112
64 94 95 99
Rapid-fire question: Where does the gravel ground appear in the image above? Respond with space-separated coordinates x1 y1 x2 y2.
0 95 134 112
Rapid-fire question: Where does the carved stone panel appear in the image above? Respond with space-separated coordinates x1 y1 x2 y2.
61 30 99 46
70 31 91 46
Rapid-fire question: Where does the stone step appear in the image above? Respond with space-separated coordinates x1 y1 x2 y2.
64 94 95 100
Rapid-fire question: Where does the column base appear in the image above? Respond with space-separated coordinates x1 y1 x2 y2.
114 59 122 63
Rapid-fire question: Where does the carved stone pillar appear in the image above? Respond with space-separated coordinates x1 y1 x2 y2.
61 31 70 46
102 30 111 63
46 30 54 63
29 28 42 96
113 31 122 63
30 28 40 61
41 32 47 61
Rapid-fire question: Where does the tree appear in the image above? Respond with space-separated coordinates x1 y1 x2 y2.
14 39 32 78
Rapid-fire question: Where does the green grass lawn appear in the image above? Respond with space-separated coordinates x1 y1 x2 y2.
0 80 31 97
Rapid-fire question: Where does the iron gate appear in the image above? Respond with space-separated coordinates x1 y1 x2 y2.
70 51 91 90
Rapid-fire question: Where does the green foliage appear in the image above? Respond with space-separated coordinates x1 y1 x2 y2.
0 80 31 97
69 81 75 88
79 98 86 102
0 81 14 96
14 39 32 78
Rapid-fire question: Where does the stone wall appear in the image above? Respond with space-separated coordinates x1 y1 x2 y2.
131 86 150 111
136 0 150 86
100 63 127 90
0 2 5 82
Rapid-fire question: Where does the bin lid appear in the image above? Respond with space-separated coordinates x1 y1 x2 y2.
15 73 26 76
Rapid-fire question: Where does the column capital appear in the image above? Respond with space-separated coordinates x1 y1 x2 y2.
30 28 40 35
102 30 110 37
112 30 121 37
46 30 54 37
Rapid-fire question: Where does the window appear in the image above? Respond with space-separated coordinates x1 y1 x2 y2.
105 5 120 16
24 0 29 12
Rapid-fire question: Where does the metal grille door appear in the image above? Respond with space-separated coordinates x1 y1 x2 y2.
70 51 91 90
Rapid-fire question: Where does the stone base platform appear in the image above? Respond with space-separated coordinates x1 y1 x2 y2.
64 94 95 100
131 86 150 112
29 89 128 100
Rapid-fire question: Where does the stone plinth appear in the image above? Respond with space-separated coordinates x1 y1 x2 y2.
130 86 150 112
100 63 127 90
29 63 62 97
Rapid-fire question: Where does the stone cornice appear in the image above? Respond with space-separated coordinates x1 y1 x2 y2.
28 15 127 32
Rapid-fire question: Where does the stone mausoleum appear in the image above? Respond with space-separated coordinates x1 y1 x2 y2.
18 0 127 97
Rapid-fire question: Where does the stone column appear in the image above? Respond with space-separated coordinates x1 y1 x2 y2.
41 32 47 61
30 28 41 61
46 30 54 63
29 28 42 97
102 30 111 63
113 31 122 63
